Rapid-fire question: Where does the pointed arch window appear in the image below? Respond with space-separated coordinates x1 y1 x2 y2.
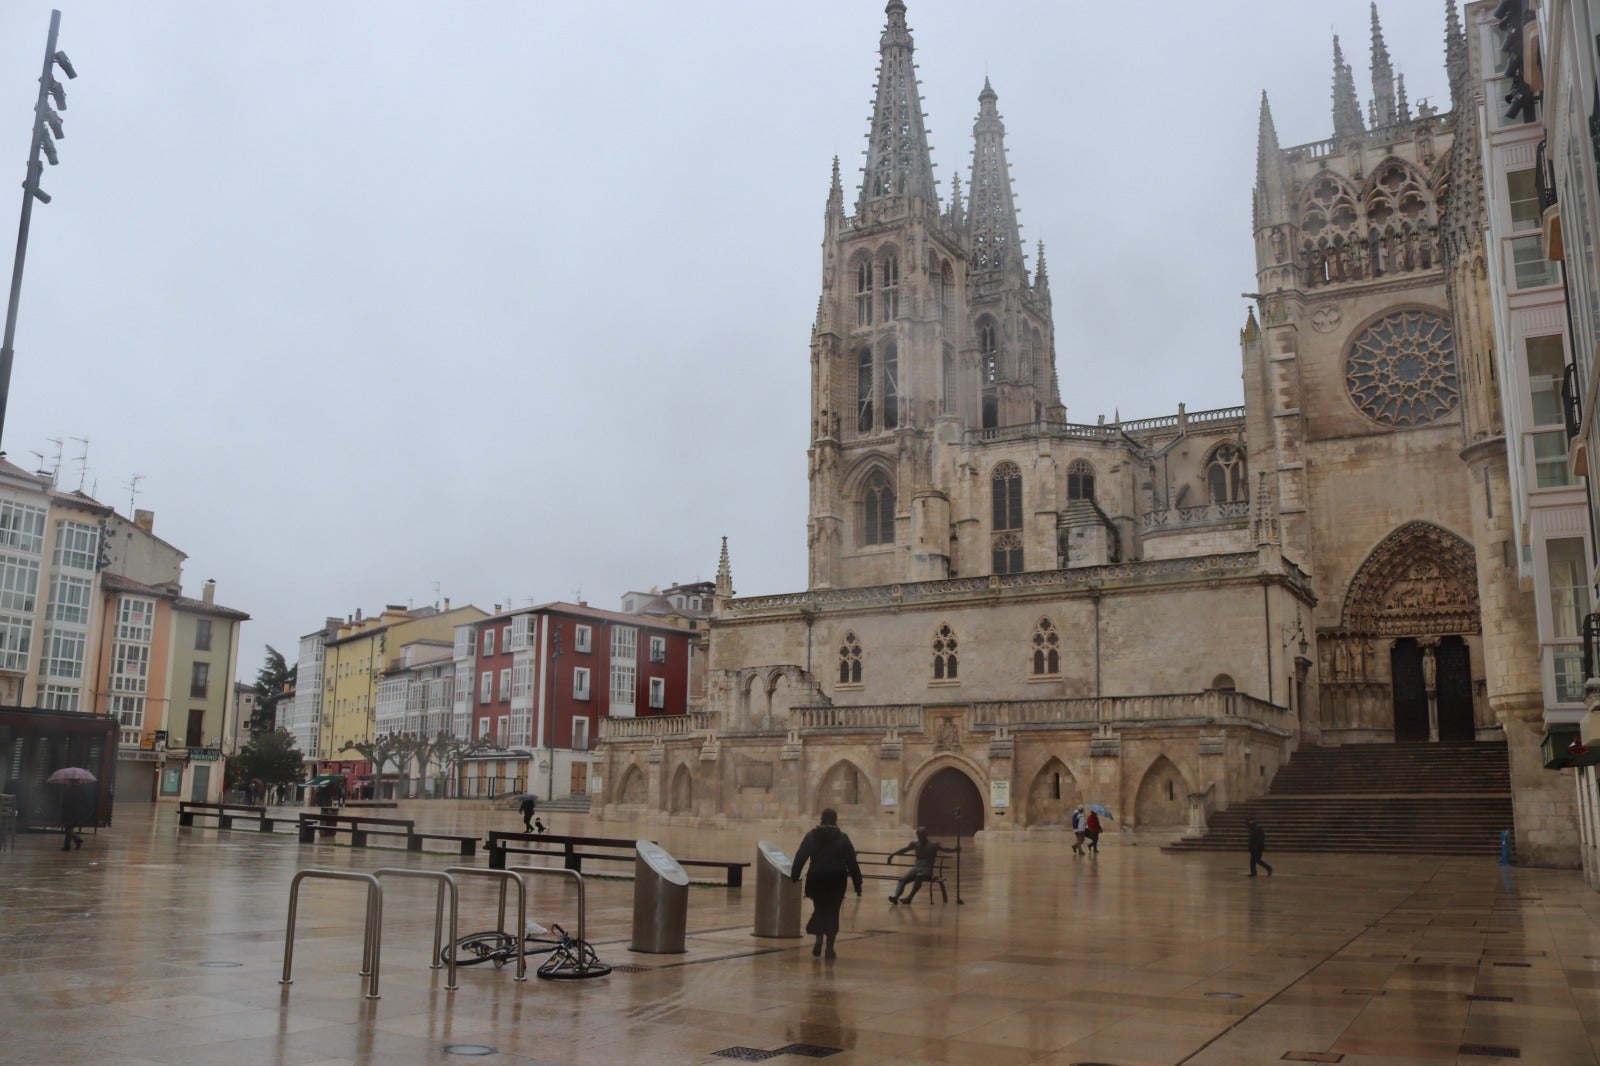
980 320 999 383
880 255 900 320
856 346 874 433
939 261 954 333
1205 442 1247 504
862 472 895 546
838 631 863 685
1031 617 1060 676
882 341 899 430
932 624 959 680
1067 459 1095 502
856 260 873 327
992 532 1023 575
991 461 1024 573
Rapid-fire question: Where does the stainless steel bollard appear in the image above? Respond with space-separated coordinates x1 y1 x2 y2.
752 840 802 938
629 840 689 954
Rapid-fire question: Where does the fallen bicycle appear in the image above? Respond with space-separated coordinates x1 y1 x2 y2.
441 923 612 980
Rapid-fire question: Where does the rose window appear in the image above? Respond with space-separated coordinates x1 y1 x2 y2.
1344 309 1458 428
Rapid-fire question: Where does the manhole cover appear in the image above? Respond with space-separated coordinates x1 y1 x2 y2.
442 1045 497 1057
198 961 241 968
711 1050 778 1062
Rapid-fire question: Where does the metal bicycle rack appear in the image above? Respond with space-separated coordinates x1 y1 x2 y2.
508 865 611 979
444 866 528 981
372 868 460 991
280 870 384 1000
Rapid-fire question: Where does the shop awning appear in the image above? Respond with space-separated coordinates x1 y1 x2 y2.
299 774 345 789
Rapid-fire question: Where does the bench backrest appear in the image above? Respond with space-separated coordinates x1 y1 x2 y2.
181 801 266 815
489 831 648 849
297 813 415 830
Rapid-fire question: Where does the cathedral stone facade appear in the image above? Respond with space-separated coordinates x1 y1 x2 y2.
593 2 1575 862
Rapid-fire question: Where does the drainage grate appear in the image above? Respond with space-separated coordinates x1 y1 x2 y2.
1205 992 1243 999
1281 1053 1344 1063
774 1044 844 1058
607 963 649 974
198 961 241 968
711 1049 779 1062
1459 1045 1519 1058
1466 994 1513 1002
1491 961 1532 968
442 1045 497 1057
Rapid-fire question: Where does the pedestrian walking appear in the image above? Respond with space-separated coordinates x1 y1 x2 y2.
519 794 545 833
1247 816 1273 877
886 826 951 904
790 808 863 959
59 788 83 851
1070 804 1087 856
1084 808 1102 854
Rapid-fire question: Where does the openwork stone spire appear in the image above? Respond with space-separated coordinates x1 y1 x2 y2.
1445 0 1467 109
1254 90 1285 227
857 0 938 214
715 536 733 600
1331 35 1366 139
946 170 964 229
1034 241 1051 304
1369 3 1397 127
966 77 1023 278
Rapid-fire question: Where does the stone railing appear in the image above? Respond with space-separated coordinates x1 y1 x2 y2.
788 705 925 732
970 691 1286 729
729 552 1265 614
1142 499 1251 531
598 711 716 741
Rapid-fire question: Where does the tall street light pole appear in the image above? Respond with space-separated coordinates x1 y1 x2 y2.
1 9 77 452
546 624 561 801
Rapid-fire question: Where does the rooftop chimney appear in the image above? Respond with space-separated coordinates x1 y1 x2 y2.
202 579 215 605
133 509 154 533
443 597 451 611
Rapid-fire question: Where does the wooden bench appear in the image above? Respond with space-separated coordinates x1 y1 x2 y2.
295 812 476 855
407 830 478 857
177 801 267 831
855 849 950 903
486 831 749 887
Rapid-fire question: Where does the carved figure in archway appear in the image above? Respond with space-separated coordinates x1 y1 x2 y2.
1343 522 1480 637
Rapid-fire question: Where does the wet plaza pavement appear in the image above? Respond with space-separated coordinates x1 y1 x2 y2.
1 803 1599 1065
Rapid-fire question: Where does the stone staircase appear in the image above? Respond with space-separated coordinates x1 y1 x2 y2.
538 794 592 815
1165 741 1513 856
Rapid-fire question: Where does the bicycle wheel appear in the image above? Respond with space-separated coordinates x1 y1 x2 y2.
443 931 517 968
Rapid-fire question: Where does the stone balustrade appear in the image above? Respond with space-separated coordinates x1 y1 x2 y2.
787 704 925 731
970 691 1286 729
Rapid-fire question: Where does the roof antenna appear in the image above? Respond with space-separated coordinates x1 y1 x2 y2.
124 473 144 516
69 436 88 491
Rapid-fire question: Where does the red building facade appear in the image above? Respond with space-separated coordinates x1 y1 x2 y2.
456 602 692 799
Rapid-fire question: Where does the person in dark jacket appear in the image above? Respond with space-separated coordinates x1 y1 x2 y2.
790 808 863 958
887 826 951 904
60 787 84 851
1247 816 1272 877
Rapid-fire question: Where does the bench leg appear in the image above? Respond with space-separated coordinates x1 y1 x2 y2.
258 819 271 832
351 830 368 848
938 879 948 903
728 866 742 889
488 844 506 870
406 835 422 852
178 812 193 827
460 839 476 857
298 824 313 844
219 816 233 831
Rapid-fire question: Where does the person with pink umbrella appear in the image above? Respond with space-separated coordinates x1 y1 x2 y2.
46 767 94 851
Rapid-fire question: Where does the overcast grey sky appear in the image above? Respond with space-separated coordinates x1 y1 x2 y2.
0 1 1456 673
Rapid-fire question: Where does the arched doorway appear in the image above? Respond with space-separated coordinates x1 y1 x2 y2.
916 767 984 836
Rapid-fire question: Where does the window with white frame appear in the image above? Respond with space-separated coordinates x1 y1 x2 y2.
111 642 149 692
479 672 493 703
497 714 508 743
572 716 590 750
1507 168 1541 231
0 614 31 671
649 677 666 709
610 663 636 709
510 614 531 651
1548 537 1590 703
512 660 532 700
0 499 45 554
573 666 591 700
0 553 38 614
482 629 495 657
52 521 98 571
612 626 636 660
649 636 666 663
40 683 79 711
498 667 511 701
109 693 144 729
1525 335 1566 427
43 627 86 679
574 624 592 653
118 597 155 642
454 627 476 659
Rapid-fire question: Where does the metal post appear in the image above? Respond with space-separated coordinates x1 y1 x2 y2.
445 866 528 981
280 870 384 999
1 10 64 449
546 624 561 801
953 806 965 905
372 868 460 991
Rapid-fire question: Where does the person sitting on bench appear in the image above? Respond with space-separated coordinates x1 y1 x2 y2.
886 826 950 904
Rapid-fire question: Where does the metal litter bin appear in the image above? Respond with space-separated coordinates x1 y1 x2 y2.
753 840 801 938
630 840 689 954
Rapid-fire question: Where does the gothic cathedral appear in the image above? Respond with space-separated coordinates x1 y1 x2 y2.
594 2 1573 864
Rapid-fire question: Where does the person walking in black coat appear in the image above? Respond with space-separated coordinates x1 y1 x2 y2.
60 788 84 851
790 808 863 959
1247 816 1272 877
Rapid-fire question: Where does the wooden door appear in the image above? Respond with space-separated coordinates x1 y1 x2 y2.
1436 636 1476 741
916 767 984 836
1390 638 1428 742
569 762 587 795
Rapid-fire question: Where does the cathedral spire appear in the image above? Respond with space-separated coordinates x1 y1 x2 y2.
715 536 734 601
1445 0 1467 109
1331 35 1366 139
967 77 1024 279
857 0 938 215
1369 3 1397 127
1254 91 1286 228
1034 241 1051 304
1396 72 1411 122
946 170 964 229
826 155 844 226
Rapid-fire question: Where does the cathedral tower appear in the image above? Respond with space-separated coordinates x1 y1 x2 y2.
807 1 1059 590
